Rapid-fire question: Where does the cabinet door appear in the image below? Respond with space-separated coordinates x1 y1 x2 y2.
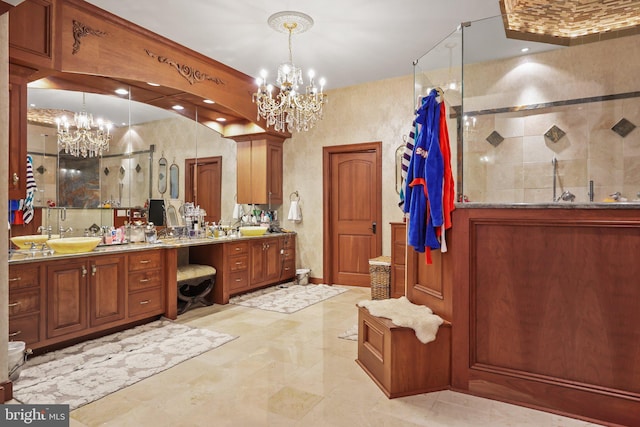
90 255 126 327
264 238 281 283
8 75 27 199
236 139 284 205
236 141 253 204
249 240 267 285
266 141 283 204
47 260 88 338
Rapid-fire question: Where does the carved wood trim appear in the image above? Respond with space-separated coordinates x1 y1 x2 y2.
144 49 226 86
72 19 107 55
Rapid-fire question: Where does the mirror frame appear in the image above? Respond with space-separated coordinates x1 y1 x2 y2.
169 162 179 199
158 156 168 194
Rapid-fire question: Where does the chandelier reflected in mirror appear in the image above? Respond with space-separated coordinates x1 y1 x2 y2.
252 11 327 133
55 93 112 158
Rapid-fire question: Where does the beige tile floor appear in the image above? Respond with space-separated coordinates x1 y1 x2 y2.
53 285 604 426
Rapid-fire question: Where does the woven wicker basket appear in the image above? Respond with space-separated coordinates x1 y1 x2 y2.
369 256 391 300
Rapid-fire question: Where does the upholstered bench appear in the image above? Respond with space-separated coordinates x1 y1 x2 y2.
177 264 216 314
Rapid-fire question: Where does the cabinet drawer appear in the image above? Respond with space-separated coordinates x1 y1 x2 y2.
392 243 406 266
226 241 248 255
281 260 296 280
129 269 163 291
8 265 40 290
228 271 249 292
281 234 295 249
228 255 248 272
281 248 295 262
129 251 162 272
129 288 163 317
8 288 40 316
9 313 40 345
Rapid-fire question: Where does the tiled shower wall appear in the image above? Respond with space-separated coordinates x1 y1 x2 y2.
464 97 640 203
462 32 640 204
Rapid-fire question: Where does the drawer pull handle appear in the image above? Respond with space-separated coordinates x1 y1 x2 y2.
235 247 241 251
235 278 242 282
139 278 151 283
8 301 21 307
235 261 242 265
8 330 21 337
82 266 88 277
139 260 151 264
139 300 150 305
8 277 21 282
91 265 97 276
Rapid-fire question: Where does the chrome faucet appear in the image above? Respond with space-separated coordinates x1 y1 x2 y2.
556 191 576 202
38 225 52 239
59 226 73 238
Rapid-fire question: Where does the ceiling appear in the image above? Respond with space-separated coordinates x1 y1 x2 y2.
82 0 505 90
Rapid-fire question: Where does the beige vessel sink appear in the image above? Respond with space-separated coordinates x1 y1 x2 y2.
239 226 269 237
46 237 102 254
11 234 60 249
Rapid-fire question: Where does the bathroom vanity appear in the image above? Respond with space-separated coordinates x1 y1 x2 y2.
8 232 296 353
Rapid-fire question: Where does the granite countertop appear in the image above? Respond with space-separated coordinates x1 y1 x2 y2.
8 231 295 264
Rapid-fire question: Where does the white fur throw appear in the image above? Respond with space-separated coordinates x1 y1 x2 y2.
357 296 443 344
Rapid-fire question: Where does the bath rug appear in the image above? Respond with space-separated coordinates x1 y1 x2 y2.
13 319 236 411
230 283 347 314
338 324 358 341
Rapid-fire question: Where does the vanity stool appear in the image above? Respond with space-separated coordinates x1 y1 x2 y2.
177 264 216 314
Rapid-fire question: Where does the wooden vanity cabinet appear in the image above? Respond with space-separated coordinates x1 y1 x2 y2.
127 250 165 319
280 233 296 282
8 264 42 346
236 138 283 205
46 254 126 339
249 237 281 288
390 222 406 298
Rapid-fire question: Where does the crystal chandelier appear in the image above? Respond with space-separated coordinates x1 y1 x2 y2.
252 11 327 133
55 93 112 158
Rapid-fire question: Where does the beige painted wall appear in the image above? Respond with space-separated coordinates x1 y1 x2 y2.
283 75 418 281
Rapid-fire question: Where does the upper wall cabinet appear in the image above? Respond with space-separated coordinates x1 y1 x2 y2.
236 138 283 205
8 73 28 200
9 0 54 70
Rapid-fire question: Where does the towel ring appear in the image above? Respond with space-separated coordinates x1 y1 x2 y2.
289 191 300 202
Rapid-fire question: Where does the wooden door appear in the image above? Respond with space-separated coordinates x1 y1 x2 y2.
323 142 382 286
89 255 126 327
47 260 88 338
185 156 222 223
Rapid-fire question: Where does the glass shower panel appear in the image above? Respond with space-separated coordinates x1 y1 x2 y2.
413 27 463 201
460 14 640 204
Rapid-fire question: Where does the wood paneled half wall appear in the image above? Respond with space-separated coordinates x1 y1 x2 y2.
451 206 640 427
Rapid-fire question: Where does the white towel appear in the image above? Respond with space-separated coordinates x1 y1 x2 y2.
287 200 302 222
232 203 241 219
357 297 443 344
23 155 37 224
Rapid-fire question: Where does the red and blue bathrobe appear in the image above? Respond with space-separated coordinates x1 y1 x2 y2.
403 89 444 264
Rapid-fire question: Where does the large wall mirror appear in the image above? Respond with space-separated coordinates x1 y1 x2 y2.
26 84 238 233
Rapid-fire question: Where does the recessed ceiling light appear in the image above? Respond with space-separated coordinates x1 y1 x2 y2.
115 88 129 95
520 47 530 53
203 99 215 104
172 105 184 110
147 82 160 87
216 117 226 122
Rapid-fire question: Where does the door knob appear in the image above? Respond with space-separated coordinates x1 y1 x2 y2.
370 222 377 234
